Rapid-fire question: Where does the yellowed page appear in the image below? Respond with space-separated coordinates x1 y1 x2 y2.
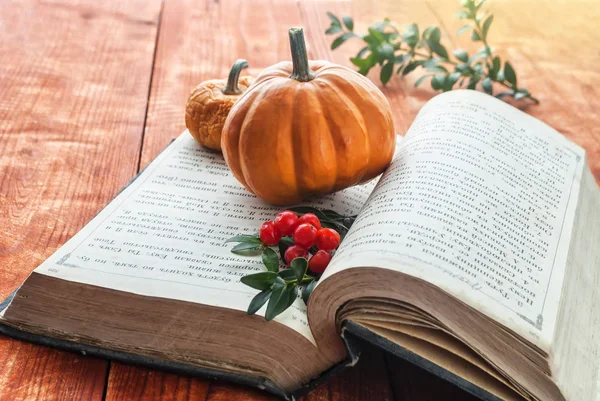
321 90 585 350
29 131 376 343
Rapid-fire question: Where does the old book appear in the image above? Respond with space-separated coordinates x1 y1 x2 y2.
1 90 598 401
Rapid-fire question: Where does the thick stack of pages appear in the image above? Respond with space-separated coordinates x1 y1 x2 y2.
1 91 598 401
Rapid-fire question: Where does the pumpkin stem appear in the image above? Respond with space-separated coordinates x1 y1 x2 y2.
223 59 249 95
288 28 315 82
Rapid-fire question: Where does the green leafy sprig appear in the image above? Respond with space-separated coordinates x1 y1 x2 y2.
325 0 538 103
227 206 356 321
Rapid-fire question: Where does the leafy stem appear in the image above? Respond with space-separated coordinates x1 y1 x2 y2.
325 0 538 104
227 206 356 321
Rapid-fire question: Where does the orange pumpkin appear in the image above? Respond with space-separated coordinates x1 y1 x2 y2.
221 28 395 205
185 60 253 151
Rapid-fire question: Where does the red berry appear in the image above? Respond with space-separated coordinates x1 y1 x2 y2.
308 250 332 274
259 221 281 245
316 228 341 251
274 210 299 236
284 245 308 265
293 223 318 248
298 213 322 229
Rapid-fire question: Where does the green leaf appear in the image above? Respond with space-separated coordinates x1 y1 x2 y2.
380 60 395 84
490 56 501 78
357 46 369 58
514 91 527 100
482 15 493 39
496 90 514 99
402 60 423 76
278 268 296 280
261 247 280 273
456 24 471 35
291 257 308 283
481 77 493 94
504 61 517 86
453 49 469 62
331 33 354 50
423 26 441 42
427 41 448 59
467 76 480 89
468 52 487 64
402 23 419 46
455 11 470 19
471 30 482 41
266 282 298 321
456 62 470 73
350 52 377 75
368 27 385 44
327 12 342 27
426 65 448 73
265 277 286 320
463 0 476 10
431 74 446 90
423 58 447 71
496 68 505 82
247 289 272 315
231 242 262 256
302 280 317 305
325 25 343 35
394 54 410 64
225 234 260 244
241 272 277 290
414 74 433 87
445 72 461 91
377 43 395 62
342 15 354 31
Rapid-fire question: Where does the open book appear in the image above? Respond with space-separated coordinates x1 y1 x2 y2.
1 90 598 401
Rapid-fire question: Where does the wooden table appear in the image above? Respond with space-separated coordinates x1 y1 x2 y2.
1 0 598 400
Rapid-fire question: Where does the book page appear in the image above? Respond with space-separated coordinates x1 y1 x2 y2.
30 132 375 344
321 90 585 348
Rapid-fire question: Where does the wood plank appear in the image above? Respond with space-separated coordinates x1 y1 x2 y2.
0 0 162 399
105 347 392 401
0 338 107 401
104 364 211 401
299 0 600 183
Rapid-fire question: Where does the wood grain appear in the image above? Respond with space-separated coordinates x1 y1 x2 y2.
0 0 161 399
105 345 392 401
2 0 600 400
0 337 107 401
105 363 211 401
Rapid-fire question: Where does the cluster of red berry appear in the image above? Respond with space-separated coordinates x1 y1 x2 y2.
259 210 341 274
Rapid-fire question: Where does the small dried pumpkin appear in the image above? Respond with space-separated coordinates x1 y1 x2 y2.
221 28 395 205
185 59 253 151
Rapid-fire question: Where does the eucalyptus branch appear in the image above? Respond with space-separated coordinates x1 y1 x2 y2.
325 0 538 104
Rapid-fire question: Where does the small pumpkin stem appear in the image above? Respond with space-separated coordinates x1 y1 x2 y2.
223 59 249 95
288 28 315 82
